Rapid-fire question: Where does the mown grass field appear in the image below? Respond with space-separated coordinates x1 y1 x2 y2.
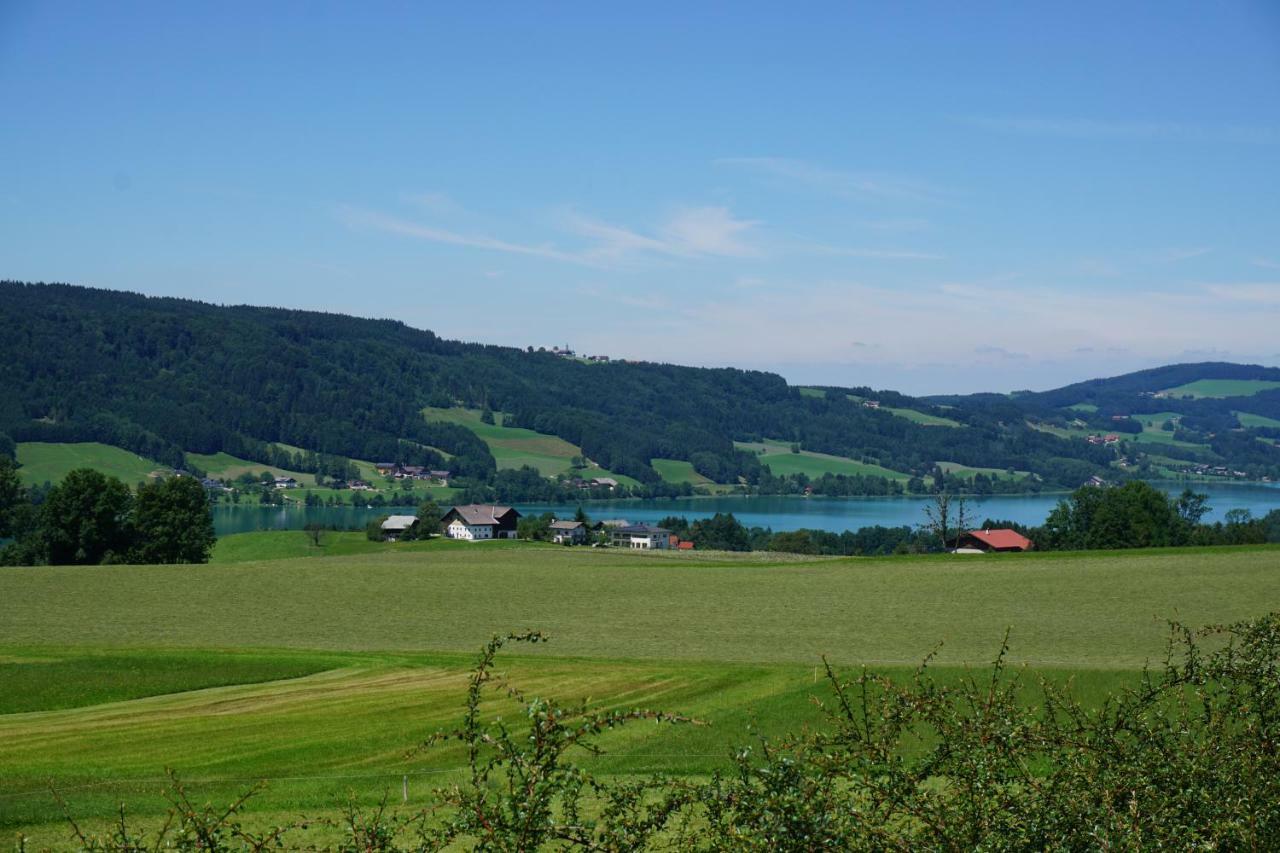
1236 411 1280 430
884 406 964 427
936 460 1030 480
4 542 1279 846
1160 378 1280 399
736 439 910 481
650 457 714 485
185 450 318 485
14 442 168 487
422 407 639 485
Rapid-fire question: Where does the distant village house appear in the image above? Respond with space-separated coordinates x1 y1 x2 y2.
610 523 671 550
442 504 522 540
549 519 588 544
951 528 1034 554
380 515 419 541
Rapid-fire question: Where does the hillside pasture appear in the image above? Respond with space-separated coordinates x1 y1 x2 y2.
185 450 317 485
884 406 964 427
422 406 639 484
936 460 1030 480
1236 411 1280 430
14 442 169 487
1160 379 1280 399
651 457 715 485
736 439 910 481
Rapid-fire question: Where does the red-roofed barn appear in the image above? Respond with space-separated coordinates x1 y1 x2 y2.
952 528 1034 553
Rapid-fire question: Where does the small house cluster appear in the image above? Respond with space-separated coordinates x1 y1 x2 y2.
375 506 695 550
373 463 450 484
570 476 618 490
1086 434 1121 446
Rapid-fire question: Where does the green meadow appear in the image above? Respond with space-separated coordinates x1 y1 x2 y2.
884 406 964 427
422 406 639 484
1160 378 1280 399
4 541 1279 846
185 450 318 485
936 460 1030 480
650 457 714 485
1236 411 1280 430
736 439 910 481
14 442 168 487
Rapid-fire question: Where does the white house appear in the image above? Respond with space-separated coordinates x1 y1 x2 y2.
441 504 521 540
610 523 671 549
548 519 588 544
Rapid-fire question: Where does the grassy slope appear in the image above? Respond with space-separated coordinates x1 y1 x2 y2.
1160 378 1280 399
651 457 714 485
1236 411 1280 429
884 406 963 427
423 407 640 485
14 442 168 487
937 460 1030 480
736 439 910 481
4 543 1278 843
185 450 317 485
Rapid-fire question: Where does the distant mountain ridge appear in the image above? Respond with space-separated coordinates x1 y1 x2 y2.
1 281 1277 493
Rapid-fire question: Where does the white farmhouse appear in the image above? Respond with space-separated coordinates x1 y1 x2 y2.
441 504 522 540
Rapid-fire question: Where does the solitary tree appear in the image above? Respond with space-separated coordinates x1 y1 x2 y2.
132 475 217 564
923 491 969 552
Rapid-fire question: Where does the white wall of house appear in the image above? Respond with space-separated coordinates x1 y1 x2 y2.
627 534 669 549
446 520 494 540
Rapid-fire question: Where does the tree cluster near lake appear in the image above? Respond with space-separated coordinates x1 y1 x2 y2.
0 459 215 565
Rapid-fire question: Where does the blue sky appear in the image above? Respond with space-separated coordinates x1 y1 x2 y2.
2 1 1278 394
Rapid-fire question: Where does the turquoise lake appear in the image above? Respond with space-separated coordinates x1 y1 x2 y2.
212 481 1280 536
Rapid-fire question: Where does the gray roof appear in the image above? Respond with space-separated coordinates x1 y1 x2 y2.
446 504 519 525
549 520 585 530
381 515 419 531
616 524 671 536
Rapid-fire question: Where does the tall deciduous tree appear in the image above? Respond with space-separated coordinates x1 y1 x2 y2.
0 455 24 539
132 475 216 564
40 468 135 564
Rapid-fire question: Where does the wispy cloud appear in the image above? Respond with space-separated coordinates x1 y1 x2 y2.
339 203 762 267
336 205 588 264
808 246 944 261
714 157 948 202
1253 257 1280 271
963 116 1279 144
565 206 761 261
1204 283 1280 305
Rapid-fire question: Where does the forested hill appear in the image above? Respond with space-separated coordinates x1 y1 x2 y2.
1 281 1275 494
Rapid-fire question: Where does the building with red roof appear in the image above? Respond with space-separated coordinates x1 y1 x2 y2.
952 528 1034 553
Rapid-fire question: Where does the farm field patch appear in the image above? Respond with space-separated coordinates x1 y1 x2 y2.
3 542 1278 844
884 406 964 427
422 407 639 484
1236 411 1280 430
651 457 714 485
14 442 168 487
736 439 910 481
185 450 317 485
1160 379 1280 399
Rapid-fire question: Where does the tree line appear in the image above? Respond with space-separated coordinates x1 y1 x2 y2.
0 458 216 565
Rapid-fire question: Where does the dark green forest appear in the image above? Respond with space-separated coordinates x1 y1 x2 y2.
2 282 1277 500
